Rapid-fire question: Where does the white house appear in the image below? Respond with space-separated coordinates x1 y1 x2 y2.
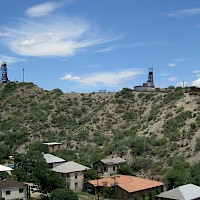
43 153 65 168
52 161 89 191
0 179 28 200
43 142 62 153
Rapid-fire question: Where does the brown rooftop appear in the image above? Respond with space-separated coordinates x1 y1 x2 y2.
0 179 27 189
88 174 164 193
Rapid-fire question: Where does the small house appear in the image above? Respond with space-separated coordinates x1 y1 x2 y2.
43 153 65 168
0 179 28 200
85 174 164 199
43 142 62 153
93 157 126 175
52 161 89 191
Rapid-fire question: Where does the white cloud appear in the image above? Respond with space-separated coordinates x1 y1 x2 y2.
25 2 61 17
193 70 200 74
167 77 177 82
165 8 200 17
0 55 25 64
160 73 171 77
176 81 189 87
167 63 177 67
192 78 200 87
60 74 80 81
60 69 143 86
0 16 120 57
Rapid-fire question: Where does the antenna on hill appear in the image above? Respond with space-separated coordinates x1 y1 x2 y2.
22 68 25 82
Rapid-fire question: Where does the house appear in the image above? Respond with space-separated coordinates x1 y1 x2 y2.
85 174 164 199
0 164 13 176
93 157 126 175
43 142 62 153
156 183 200 200
52 161 89 191
0 179 28 200
43 153 65 168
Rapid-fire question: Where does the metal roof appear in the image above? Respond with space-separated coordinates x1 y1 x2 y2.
100 157 126 165
0 164 13 172
157 184 200 200
52 161 90 173
43 153 65 164
43 142 62 146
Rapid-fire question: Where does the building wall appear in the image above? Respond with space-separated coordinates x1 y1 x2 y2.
93 161 117 175
116 185 164 200
0 185 28 200
61 171 84 191
48 144 61 153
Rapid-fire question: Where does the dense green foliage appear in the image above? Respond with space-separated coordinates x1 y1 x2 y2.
50 188 78 200
0 83 200 181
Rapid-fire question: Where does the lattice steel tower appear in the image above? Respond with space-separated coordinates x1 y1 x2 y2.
1 62 9 83
147 68 154 87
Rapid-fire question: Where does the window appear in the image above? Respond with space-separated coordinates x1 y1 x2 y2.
75 173 78 179
19 188 24 193
67 173 70 178
104 166 107 172
113 166 116 171
6 190 10 195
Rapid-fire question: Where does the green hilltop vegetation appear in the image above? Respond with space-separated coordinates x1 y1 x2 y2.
1 82 200 186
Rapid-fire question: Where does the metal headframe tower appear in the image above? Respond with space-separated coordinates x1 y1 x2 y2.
147 67 154 88
1 62 9 83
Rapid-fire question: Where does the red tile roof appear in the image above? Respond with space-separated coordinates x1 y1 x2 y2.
88 174 164 193
0 179 27 189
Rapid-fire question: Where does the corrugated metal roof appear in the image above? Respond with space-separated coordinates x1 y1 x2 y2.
157 184 200 200
43 153 65 164
0 164 13 172
52 161 90 173
101 157 126 165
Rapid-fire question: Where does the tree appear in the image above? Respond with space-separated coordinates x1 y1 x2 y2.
13 143 65 195
50 188 78 200
164 157 191 189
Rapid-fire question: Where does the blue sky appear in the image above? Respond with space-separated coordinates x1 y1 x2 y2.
0 0 200 92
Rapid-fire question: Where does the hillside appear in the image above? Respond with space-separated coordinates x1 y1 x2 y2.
1 82 200 179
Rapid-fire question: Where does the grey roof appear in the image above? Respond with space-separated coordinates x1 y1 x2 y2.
157 184 200 200
100 157 126 165
52 161 90 173
43 153 65 164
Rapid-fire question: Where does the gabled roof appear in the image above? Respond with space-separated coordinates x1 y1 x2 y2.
156 184 200 200
0 179 26 189
52 161 90 173
0 164 13 172
88 174 164 193
43 153 65 164
100 157 126 165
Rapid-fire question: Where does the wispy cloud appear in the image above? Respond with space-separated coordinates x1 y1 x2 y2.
167 63 177 67
167 77 177 82
193 70 200 74
60 74 80 81
94 42 157 53
0 55 25 64
60 68 143 86
0 16 121 57
176 81 189 87
165 8 200 17
25 2 61 18
192 78 200 87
